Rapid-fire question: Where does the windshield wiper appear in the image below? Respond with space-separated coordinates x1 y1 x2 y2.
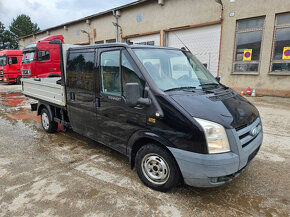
199 83 219 87
164 86 196 92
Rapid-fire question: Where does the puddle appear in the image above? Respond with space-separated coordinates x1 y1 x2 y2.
0 91 65 132
0 92 27 107
6 109 41 123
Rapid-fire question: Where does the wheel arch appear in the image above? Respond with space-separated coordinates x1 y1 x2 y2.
37 102 54 119
127 131 181 174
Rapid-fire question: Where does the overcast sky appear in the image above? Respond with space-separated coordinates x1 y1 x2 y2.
0 0 136 30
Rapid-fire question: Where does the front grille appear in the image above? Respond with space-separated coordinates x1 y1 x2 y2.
21 69 30 75
236 117 262 148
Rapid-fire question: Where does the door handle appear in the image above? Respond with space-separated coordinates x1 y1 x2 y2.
70 92 75 101
95 97 100 108
17 69 20 71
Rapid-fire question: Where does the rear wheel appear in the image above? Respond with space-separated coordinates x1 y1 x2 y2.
135 144 181 192
41 108 58 133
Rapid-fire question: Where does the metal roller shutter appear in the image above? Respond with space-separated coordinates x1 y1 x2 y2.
166 24 221 76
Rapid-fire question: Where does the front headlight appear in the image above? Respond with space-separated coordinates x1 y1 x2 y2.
195 118 230 154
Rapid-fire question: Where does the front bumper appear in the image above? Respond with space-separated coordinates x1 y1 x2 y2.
168 118 263 188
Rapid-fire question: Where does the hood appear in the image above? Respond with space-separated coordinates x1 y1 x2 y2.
170 89 259 129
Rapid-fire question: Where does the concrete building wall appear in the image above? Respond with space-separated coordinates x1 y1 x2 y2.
220 0 290 96
19 0 221 49
18 0 290 96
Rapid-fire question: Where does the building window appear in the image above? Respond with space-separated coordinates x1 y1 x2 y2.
271 13 290 74
233 17 265 74
95 40 104 44
135 41 155 46
106 39 116 43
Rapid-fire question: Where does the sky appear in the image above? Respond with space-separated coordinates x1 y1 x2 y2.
0 0 137 30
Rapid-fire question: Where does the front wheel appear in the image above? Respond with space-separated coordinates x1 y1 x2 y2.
135 144 181 192
41 108 58 133
16 76 21 85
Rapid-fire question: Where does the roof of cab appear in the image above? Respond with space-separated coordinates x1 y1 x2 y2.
0 50 23 56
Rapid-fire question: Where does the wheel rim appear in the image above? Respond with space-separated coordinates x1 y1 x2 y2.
141 153 170 185
41 113 50 130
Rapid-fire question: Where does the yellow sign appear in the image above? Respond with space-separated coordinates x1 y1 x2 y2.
243 49 252 61
282 47 290 60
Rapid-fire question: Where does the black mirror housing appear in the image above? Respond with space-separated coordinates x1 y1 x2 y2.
216 76 221 82
125 83 140 107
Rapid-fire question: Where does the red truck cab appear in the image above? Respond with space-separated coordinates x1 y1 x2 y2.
0 50 23 84
21 35 64 78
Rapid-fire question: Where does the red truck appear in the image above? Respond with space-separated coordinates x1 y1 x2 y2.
21 35 64 78
0 50 23 84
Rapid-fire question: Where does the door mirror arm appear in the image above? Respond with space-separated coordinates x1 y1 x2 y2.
137 97 151 105
125 83 164 118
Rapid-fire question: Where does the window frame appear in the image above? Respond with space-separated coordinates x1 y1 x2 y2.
37 50 50 62
99 48 122 96
232 16 265 75
99 47 146 98
269 13 290 75
8 56 18 65
66 49 96 91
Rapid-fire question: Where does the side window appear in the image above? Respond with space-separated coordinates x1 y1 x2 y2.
121 51 145 96
100 50 121 95
67 52 94 91
38 51 50 61
8 57 18 64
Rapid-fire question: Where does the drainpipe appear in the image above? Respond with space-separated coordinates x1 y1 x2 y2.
112 10 119 42
215 0 224 77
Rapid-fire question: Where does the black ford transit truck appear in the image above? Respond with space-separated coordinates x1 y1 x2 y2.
22 42 263 192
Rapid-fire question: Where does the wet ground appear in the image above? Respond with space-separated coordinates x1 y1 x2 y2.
0 83 289 217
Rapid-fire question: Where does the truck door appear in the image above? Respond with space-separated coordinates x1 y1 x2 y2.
7 56 20 79
66 49 97 139
96 48 147 155
36 43 60 77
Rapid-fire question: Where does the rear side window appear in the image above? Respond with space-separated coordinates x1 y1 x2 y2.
67 52 95 91
100 50 121 95
8 57 18 64
38 51 50 61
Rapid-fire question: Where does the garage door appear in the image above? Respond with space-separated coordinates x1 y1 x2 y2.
166 24 221 76
128 33 160 46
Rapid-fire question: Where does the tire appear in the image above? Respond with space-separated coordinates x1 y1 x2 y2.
135 144 181 192
16 76 21 85
41 108 58 133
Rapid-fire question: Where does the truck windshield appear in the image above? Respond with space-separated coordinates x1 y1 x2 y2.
22 52 35 63
0 56 6 66
133 48 219 91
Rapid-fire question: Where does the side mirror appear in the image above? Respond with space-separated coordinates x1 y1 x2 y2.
216 76 221 82
124 83 140 107
124 83 151 107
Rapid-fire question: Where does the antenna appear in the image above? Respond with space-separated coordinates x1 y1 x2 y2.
173 32 191 52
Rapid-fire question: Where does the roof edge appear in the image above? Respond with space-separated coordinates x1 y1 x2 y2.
19 0 150 40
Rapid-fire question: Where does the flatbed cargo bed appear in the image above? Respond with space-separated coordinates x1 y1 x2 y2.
22 77 66 106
